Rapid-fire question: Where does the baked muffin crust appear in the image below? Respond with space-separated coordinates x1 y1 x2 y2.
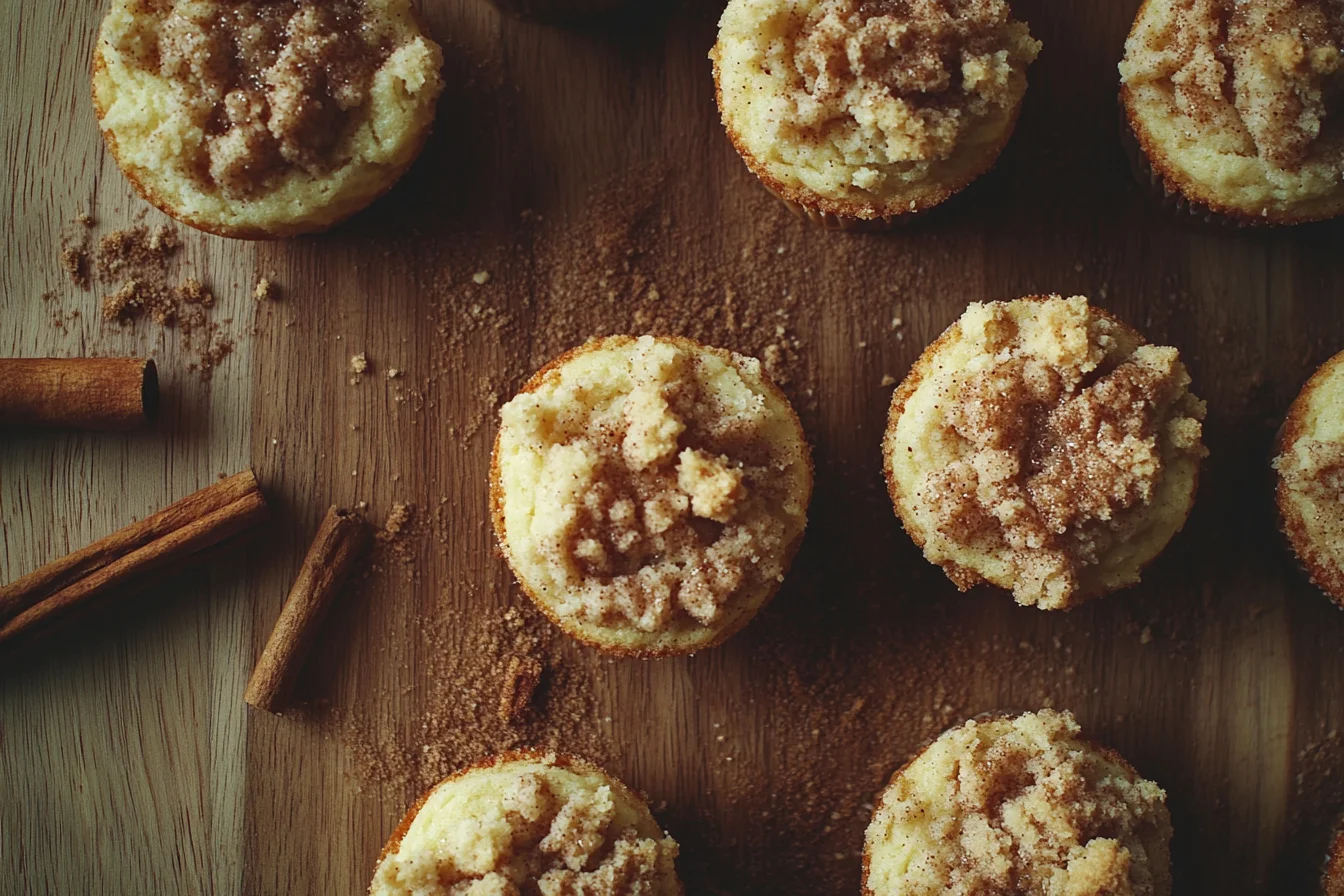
492 335 812 656
93 0 443 238
370 751 681 896
884 296 1206 609
863 710 1173 896
712 0 1040 221
1275 349 1344 606
1120 0 1344 223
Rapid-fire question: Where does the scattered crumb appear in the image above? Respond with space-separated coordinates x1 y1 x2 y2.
383 502 414 536
253 276 276 302
472 270 491 285
880 374 896 387
386 368 403 379
497 655 544 723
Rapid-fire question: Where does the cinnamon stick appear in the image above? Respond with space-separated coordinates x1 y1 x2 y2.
0 470 268 660
0 358 158 429
245 506 369 713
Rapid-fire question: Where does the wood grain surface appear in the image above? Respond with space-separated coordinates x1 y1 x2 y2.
4 1 1344 894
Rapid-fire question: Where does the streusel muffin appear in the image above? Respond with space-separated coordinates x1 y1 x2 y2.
883 296 1207 610
370 751 682 896
491 335 813 657
1119 0 1344 225
92 0 444 239
863 710 1174 896
1275 349 1344 607
711 0 1041 228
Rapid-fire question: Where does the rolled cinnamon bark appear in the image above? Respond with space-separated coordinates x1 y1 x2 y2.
244 506 369 713
0 470 268 661
0 358 158 429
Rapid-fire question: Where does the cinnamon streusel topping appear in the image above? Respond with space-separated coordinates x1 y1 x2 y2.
121 0 392 197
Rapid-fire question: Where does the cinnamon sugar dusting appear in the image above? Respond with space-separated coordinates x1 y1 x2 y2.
496 335 810 640
891 297 1206 608
864 710 1172 896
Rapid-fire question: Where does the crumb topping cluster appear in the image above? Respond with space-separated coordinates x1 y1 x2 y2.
784 0 1039 170
1122 0 1344 170
1276 437 1344 552
380 767 678 895
867 711 1171 896
914 298 1206 608
119 0 391 197
501 337 804 634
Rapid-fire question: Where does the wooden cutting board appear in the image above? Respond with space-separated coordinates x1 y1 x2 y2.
4 0 1344 893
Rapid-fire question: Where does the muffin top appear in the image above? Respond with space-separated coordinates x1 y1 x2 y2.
712 0 1040 217
1120 0 1344 220
1275 349 1344 603
370 752 680 896
93 0 443 237
493 335 811 655
884 296 1207 609
863 710 1173 896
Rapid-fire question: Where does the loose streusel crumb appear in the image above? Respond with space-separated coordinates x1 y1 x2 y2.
350 352 369 377
864 710 1172 896
473 270 492 285
369 755 680 896
383 502 413 536
495 335 811 649
253 277 276 302
886 296 1206 609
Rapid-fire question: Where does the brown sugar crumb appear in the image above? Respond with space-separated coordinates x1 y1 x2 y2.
866 710 1172 896
915 298 1206 608
783 0 1040 164
148 1 393 197
382 502 414 537
497 654 543 723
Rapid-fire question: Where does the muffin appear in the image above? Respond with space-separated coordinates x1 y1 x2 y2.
370 750 682 895
1119 0 1344 225
1274 349 1344 607
92 0 444 239
1325 816 1344 896
883 295 1207 610
491 335 812 656
711 0 1041 228
863 710 1174 896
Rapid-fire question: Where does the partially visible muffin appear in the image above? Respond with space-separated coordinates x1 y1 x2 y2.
863 710 1173 896
92 0 444 239
884 296 1207 609
1275 349 1344 607
1324 816 1344 896
712 0 1041 227
491 335 813 656
370 751 682 896
1120 0 1344 225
